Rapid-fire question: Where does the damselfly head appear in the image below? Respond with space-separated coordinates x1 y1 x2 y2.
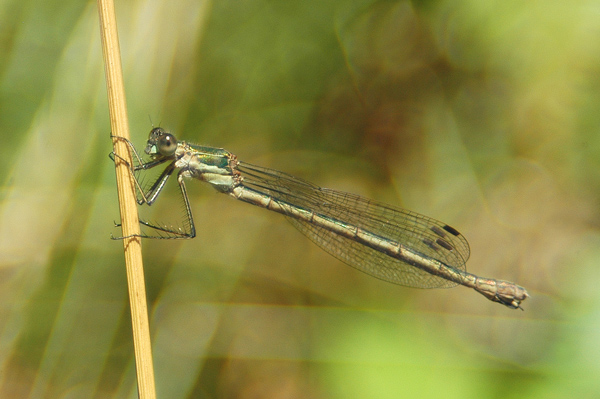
145 127 178 157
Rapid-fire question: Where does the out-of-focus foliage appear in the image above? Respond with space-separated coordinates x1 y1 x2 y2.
1 0 599 398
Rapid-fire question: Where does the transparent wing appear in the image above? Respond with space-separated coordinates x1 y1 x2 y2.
238 162 470 288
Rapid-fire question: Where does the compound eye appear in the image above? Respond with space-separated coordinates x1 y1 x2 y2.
158 134 177 156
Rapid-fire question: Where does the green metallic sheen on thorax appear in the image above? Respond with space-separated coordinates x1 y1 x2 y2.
175 141 239 193
185 142 234 172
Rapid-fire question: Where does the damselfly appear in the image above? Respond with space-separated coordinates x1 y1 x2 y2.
112 128 529 309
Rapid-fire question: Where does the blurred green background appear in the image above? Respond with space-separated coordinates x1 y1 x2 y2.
1 0 599 398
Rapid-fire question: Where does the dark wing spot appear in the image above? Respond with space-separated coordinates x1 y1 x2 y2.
443 225 461 236
430 225 447 238
422 238 439 251
436 238 454 251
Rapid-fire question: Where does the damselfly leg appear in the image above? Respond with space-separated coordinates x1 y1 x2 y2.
110 135 196 239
